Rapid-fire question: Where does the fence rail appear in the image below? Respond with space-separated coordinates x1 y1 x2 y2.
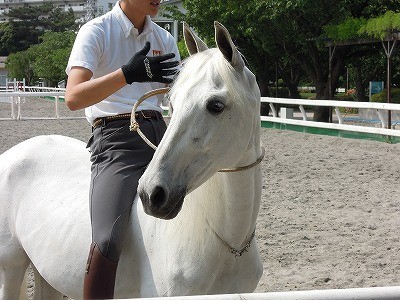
2 91 400 139
261 97 400 138
130 286 400 300
0 89 83 120
24 86 66 93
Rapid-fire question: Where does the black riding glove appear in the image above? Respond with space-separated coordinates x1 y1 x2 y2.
121 41 179 84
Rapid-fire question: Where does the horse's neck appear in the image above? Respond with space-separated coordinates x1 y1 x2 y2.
178 141 262 250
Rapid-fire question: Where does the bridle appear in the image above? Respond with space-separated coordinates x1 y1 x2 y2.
131 88 263 257
130 88 265 173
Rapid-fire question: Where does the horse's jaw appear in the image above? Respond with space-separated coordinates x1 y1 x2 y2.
138 163 214 220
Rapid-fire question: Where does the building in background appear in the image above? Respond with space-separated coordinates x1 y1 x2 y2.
0 0 183 36
153 0 184 41
0 0 117 23
0 0 183 25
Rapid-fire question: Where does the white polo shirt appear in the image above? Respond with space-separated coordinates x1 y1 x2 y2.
66 1 180 124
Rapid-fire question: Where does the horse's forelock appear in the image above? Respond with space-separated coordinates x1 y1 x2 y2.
213 51 259 106
170 50 215 94
170 48 258 107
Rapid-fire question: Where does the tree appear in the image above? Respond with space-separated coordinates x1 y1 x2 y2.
1 4 78 55
47 7 78 33
351 50 385 102
163 0 277 99
166 0 400 121
324 10 400 102
165 0 349 120
0 22 14 55
5 31 76 86
31 31 76 86
5 50 35 84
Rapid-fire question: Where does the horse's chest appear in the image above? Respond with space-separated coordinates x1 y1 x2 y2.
160 249 261 295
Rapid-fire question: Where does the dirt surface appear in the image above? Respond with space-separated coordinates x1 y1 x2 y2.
1 97 399 296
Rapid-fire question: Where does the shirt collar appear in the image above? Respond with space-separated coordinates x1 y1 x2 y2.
113 2 153 39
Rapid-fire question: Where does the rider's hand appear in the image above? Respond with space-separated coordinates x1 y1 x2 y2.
121 41 179 84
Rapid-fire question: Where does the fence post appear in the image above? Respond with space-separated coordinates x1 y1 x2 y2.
10 96 15 119
55 96 60 119
17 96 21 120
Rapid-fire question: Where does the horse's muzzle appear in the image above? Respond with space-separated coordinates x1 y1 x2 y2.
139 185 186 220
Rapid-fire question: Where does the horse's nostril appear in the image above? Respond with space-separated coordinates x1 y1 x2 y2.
150 186 166 209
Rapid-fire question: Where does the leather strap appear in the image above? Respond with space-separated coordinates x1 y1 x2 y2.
93 110 162 129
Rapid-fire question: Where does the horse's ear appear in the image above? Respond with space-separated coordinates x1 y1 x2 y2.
183 23 208 55
214 21 244 72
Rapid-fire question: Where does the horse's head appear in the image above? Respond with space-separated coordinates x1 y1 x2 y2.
138 22 261 219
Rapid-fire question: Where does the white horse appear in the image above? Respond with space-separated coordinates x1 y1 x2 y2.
0 22 263 299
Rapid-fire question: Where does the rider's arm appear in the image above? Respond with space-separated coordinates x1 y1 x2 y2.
65 41 178 111
65 66 126 111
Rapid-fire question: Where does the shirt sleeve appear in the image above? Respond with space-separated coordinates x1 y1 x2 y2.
65 23 104 75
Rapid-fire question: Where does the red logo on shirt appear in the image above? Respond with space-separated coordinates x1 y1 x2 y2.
153 50 163 56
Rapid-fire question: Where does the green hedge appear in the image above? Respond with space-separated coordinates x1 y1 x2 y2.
370 88 400 104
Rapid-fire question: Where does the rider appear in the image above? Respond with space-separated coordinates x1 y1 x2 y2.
65 0 180 298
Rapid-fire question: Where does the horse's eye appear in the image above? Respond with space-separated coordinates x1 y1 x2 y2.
207 98 225 115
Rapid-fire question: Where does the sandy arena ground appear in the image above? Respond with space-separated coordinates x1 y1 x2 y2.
1 98 399 297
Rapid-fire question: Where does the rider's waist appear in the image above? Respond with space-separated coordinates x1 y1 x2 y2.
92 110 162 129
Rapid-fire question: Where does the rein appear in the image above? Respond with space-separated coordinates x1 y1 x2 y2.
130 88 265 173
129 87 170 150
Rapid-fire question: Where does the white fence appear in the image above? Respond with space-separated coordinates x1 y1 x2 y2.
24 86 66 93
0 88 84 120
261 97 400 138
2 90 400 140
130 286 400 300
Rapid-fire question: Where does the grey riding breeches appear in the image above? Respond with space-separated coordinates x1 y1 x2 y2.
87 114 166 262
